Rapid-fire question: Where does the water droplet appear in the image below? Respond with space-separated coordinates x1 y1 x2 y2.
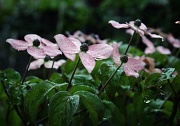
144 100 150 103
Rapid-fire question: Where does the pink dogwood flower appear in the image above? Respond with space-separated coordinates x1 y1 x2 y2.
109 19 163 41
112 42 145 78
29 59 66 70
142 36 171 54
175 21 180 24
167 34 180 48
54 34 113 73
6 34 62 59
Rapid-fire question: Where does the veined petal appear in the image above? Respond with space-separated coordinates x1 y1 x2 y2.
64 53 76 61
27 47 46 59
6 39 28 51
156 46 171 54
108 20 129 29
87 44 113 59
29 59 44 70
123 65 139 78
126 58 145 71
41 45 62 57
24 34 42 44
54 34 80 54
41 38 59 49
68 37 81 49
79 52 95 73
111 42 121 66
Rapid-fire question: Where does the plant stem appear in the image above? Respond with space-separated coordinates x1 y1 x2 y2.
98 63 123 96
47 58 55 80
21 56 32 85
66 57 80 91
124 31 136 55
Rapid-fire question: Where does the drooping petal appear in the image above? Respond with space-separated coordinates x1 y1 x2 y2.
28 59 44 70
41 45 62 57
167 34 180 48
123 65 140 78
27 47 46 59
79 52 95 73
6 39 28 51
44 60 66 69
41 38 59 49
108 20 129 29
141 36 154 48
64 53 77 61
156 46 171 54
111 42 121 66
126 58 145 71
24 34 42 44
144 47 156 54
87 44 113 59
54 34 80 54
148 33 164 41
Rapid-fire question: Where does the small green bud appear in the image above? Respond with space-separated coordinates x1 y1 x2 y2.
80 43 89 52
134 19 141 27
120 55 128 63
33 39 40 47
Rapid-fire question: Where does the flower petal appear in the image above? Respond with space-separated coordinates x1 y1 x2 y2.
126 58 145 71
156 46 171 55
79 52 95 73
87 44 113 59
54 34 80 54
44 60 66 69
29 59 44 70
6 39 28 51
41 38 59 49
108 20 129 29
64 53 76 61
41 45 62 57
111 42 121 66
24 34 42 44
123 64 140 78
27 47 46 59
148 33 164 41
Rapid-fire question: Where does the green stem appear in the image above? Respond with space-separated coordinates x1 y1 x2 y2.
21 56 32 85
66 57 80 91
47 58 55 80
124 31 136 55
98 63 123 96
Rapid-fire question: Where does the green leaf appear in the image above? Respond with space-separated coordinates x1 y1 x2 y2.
3 68 21 86
25 76 42 83
49 72 68 83
102 100 116 121
144 73 161 87
69 85 96 94
159 68 175 82
75 91 104 126
49 91 79 126
171 73 180 94
24 81 55 125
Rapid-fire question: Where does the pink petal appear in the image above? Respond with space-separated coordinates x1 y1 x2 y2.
41 38 59 49
175 21 180 24
29 59 44 70
108 20 129 29
123 65 140 78
6 39 28 51
167 34 180 48
44 60 66 69
126 58 145 71
24 34 42 44
142 36 154 47
54 34 80 54
128 23 144 36
148 33 164 41
41 45 62 57
87 44 113 59
68 37 81 48
111 42 121 66
156 46 171 54
64 53 76 61
145 47 156 54
27 47 46 59
79 52 95 73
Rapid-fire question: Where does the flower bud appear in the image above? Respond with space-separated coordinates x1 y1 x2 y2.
80 43 89 52
134 19 141 27
33 39 40 47
120 55 128 63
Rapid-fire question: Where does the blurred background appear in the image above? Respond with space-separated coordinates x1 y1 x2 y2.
0 0 180 74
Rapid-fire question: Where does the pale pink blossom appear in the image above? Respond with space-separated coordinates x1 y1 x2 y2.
6 34 62 59
54 34 113 73
142 36 171 54
29 59 66 70
167 34 180 48
175 21 180 24
109 20 163 41
112 42 145 78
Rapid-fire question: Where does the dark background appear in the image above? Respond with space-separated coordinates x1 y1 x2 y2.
0 0 179 74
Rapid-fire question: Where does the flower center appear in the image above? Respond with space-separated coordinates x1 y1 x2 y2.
44 56 51 62
80 43 89 52
33 39 40 47
134 19 141 27
120 55 128 63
